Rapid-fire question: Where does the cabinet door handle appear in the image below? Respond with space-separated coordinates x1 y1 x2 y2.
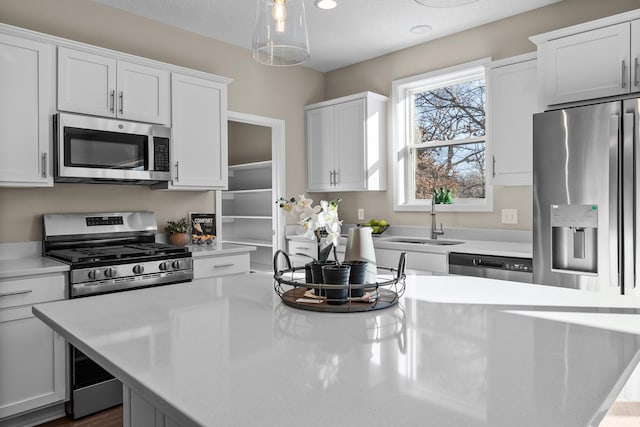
213 263 234 269
329 170 333 186
119 91 124 114
635 58 639 88
41 152 47 178
0 289 33 298
622 59 627 89
175 161 180 182
110 90 115 113
492 155 496 178
334 170 339 185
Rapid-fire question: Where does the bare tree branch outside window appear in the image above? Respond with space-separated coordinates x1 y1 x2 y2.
412 79 486 200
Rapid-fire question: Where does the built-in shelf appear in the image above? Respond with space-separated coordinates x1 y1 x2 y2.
222 158 275 273
222 188 272 195
222 215 271 221
222 238 272 248
229 160 272 171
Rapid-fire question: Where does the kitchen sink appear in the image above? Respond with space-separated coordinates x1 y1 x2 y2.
380 237 464 246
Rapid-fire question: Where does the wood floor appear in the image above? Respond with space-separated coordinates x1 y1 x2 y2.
38 406 122 427
35 402 640 426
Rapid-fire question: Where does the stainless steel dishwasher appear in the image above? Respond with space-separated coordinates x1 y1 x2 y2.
448 252 533 283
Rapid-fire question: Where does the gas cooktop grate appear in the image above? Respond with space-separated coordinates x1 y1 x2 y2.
47 243 189 264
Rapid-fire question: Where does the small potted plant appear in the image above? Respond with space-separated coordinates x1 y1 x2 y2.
165 217 192 246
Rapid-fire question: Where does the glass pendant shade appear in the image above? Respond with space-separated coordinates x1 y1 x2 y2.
251 0 310 66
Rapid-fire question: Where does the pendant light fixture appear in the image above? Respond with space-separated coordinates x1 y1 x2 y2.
251 0 310 66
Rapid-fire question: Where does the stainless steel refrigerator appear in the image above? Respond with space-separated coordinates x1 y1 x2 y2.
533 98 640 296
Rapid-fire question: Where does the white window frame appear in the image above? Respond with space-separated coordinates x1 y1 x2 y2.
391 58 493 212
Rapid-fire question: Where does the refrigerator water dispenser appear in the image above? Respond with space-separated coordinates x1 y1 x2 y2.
550 204 598 274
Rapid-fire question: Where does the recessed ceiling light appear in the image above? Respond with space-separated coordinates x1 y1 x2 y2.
415 0 478 7
410 25 433 34
315 0 337 10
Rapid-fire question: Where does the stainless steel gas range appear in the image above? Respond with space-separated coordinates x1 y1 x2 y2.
42 211 193 419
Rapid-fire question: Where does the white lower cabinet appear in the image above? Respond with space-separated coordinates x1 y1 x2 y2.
0 274 66 421
375 248 448 274
288 240 320 268
193 253 250 279
287 239 345 268
123 385 181 427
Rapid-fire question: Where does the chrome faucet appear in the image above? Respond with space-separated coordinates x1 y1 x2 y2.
431 195 445 240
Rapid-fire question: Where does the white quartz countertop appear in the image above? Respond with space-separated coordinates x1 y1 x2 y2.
0 242 254 278
0 256 69 279
287 232 532 259
374 237 532 258
187 242 257 258
33 273 640 426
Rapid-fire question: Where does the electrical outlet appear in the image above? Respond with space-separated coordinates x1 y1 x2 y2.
501 208 518 225
357 208 365 221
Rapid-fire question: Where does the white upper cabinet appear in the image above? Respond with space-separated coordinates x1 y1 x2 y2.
488 54 539 186
532 10 640 106
0 33 54 187
58 47 170 125
159 73 228 190
632 19 640 92
306 106 336 190
305 92 387 192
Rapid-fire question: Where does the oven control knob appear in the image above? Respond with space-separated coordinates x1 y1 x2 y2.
133 265 144 275
159 261 170 271
88 269 101 280
104 267 117 278
171 260 184 270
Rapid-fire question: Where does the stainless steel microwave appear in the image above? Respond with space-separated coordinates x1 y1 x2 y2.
53 113 171 184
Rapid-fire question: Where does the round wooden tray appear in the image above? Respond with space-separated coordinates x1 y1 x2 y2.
273 250 406 313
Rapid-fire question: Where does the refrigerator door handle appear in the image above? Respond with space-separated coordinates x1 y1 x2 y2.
623 112 635 293
610 114 621 290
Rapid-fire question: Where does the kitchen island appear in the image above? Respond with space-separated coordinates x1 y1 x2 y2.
33 273 640 427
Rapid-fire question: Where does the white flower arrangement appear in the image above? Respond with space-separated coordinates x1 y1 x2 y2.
276 195 342 247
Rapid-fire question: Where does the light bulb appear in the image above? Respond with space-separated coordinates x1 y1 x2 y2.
273 0 287 32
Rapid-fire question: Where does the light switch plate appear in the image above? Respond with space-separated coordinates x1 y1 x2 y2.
357 209 365 220
501 208 518 225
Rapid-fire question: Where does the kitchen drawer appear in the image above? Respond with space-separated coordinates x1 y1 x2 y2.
0 274 66 309
193 254 250 279
288 240 319 259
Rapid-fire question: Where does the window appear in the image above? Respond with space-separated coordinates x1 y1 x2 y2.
392 58 493 211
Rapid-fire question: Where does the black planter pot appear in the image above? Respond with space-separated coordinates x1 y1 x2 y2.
321 264 351 305
304 262 313 284
310 260 336 295
343 260 368 297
